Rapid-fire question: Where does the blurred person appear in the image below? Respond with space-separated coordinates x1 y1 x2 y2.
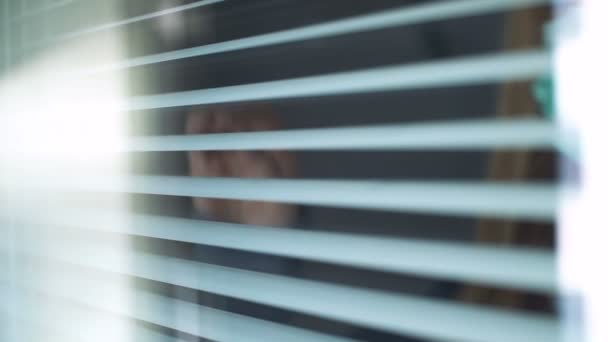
186 104 298 226
184 105 304 330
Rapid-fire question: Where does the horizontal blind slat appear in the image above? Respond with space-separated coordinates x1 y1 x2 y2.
34 211 555 291
135 291 358 342
5 277 355 342
27 245 559 342
129 119 555 152
126 50 549 111
30 0 223 46
2 288 177 342
38 176 555 220
13 0 74 20
79 0 549 74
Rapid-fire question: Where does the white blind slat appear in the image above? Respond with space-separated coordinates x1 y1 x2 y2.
6 269 358 342
36 176 554 221
13 0 74 20
125 50 549 111
77 0 549 74
2 288 176 342
32 210 555 291
129 118 555 152
30 0 222 47
25 245 559 342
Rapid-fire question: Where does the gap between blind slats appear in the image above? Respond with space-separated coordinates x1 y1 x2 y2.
23 244 559 342
125 50 549 111
42 176 555 221
75 0 549 75
129 118 556 152
35 210 555 292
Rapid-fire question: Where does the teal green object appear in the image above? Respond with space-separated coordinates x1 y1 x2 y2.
534 75 555 120
533 22 555 120
533 22 581 161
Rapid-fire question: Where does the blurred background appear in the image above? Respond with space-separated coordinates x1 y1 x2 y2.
0 0 605 341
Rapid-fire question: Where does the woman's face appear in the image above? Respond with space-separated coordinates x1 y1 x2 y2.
186 105 296 226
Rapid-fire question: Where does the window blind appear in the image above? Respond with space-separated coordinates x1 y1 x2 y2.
0 1 563 342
